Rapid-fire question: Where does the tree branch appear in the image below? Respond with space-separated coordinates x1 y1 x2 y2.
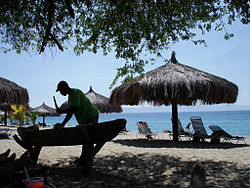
40 0 55 53
65 0 75 19
49 33 64 51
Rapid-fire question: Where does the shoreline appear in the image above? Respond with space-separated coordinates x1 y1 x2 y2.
2 125 250 139
0 129 250 187
121 107 250 114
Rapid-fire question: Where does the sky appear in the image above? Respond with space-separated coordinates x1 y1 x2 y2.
1 21 250 113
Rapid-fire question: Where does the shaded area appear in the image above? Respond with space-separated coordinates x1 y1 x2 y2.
47 153 249 188
112 139 249 149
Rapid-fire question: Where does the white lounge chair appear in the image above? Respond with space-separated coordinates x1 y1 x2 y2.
0 127 12 134
137 121 161 139
0 127 12 139
190 116 211 142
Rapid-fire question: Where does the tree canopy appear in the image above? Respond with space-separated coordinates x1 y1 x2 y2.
0 0 249 87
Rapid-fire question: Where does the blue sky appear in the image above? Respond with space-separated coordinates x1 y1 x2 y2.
1 21 250 112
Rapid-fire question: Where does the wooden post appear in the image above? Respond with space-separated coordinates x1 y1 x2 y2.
43 115 45 125
172 101 179 142
4 111 7 126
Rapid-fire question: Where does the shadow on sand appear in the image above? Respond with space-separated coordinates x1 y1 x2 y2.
47 152 250 188
112 139 249 149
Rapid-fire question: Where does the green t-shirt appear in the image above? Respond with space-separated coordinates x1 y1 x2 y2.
68 88 99 124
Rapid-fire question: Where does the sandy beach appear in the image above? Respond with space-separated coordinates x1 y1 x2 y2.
0 129 249 188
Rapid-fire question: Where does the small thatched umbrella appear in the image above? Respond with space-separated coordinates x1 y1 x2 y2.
0 103 14 126
0 77 29 105
110 52 238 142
32 102 59 125
60 87 122 113
86 86 122 113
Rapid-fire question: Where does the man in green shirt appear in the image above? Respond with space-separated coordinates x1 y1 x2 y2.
55 80 104 175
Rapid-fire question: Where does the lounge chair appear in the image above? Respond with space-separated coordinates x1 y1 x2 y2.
0 127 12 139
190 116 211 142
164 119 192 140
209 125 246 144
137 121 161 139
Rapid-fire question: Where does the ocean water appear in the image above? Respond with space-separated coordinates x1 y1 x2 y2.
36 110 250 137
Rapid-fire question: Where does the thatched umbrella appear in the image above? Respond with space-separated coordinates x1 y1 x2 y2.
0 77 29 105
85 86 122 113
60 86 122 113
0 103 14 126
110 52 238 142
32 102 59 125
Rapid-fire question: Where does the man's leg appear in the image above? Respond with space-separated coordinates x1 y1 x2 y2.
79 142 105 176
80 143 94 175
75 114 99 161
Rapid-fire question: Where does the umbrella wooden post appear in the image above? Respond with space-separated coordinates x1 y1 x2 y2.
0 104 14 126
4 111 7 126
43 115 45 125
172 101 179 142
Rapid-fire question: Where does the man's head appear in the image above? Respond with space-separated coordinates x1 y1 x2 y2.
56 81 70 96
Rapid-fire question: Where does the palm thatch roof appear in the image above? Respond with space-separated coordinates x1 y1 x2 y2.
110 52 238 106
85 87 122 113
32 102 59 116
32 102 59 125
60 87 122 113
110 51 238 142
0 103 14 112
0 77 29 105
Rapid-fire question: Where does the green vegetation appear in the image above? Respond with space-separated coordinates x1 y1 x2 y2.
10 105 39 126
26 111 39 125
10 105 26 127
0 1 249 86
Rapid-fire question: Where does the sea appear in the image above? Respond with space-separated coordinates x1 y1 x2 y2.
36 110 250 138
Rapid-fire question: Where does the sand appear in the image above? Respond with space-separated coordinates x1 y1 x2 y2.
0 128 249 187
